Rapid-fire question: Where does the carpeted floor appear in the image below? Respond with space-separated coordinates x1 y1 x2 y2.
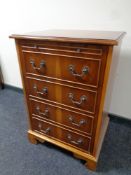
0 88 131 175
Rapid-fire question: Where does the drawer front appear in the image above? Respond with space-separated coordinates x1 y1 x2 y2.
31 117 91 152
26 77 97 114
22 51 101 88
29 98 94 135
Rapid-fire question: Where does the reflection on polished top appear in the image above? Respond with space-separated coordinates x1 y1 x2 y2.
10 29 125 45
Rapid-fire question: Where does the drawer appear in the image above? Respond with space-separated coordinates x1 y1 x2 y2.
31 117 91 152
22 51 101 88
29 98 94 135
26 77 97 114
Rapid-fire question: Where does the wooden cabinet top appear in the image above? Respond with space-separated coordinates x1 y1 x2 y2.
10 29 125 45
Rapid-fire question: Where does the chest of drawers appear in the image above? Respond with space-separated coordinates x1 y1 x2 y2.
10 30 125 171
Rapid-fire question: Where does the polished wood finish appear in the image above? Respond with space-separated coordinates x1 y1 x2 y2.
85 159 97 171
31 117 91 152
26 77 97 114
10 30 125 171
29 98 94 135
22 51 102 88
10 29 125 45
20 41 107 59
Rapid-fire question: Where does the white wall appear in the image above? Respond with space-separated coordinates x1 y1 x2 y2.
0 0 131 119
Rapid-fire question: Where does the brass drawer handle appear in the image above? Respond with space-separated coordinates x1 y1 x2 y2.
38 123 51 134
36 106 49 117
30 59 45 70
68 93 87 106
33 84 48 95
67 134 83 145
68 115 86 127
69 65 89 78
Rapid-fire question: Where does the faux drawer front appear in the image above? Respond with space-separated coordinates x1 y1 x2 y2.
31 117 91 152
29 98 94 135
23 51 101 88
26 77 97 114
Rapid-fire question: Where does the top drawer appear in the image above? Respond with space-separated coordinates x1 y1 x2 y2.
22 52 102 88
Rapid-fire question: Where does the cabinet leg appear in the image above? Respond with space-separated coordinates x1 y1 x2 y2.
73 153 97 171
28 132 38 144
85 159 97 171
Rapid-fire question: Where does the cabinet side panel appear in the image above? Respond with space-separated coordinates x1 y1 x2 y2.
15 39 32 130
92 46 113 157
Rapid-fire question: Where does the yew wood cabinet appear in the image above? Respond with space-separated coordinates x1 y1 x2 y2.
10 30 125 171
